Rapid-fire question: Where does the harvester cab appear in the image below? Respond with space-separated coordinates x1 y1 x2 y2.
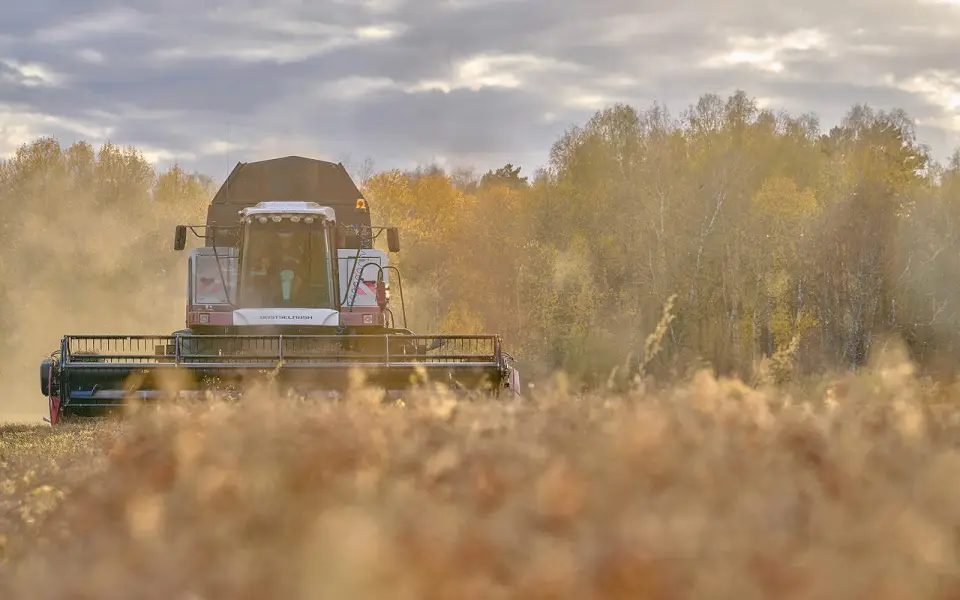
173 200 402 335
39 156 520 424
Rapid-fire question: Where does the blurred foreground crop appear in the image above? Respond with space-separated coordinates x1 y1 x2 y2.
4 346 960 599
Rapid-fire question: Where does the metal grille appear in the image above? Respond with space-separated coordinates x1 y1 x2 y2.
63 334 502 368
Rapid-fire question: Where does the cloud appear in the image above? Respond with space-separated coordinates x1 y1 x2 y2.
0 103 114 152
408 53 583 95
31 8 148 44
701 29 831 74
0 0 958 178
0 59 64 87
148 9 406 65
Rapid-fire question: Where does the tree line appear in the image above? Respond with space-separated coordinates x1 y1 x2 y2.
2 90 960 389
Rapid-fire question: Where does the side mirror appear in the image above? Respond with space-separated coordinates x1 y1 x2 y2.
386 227 400 252
174 225 187 251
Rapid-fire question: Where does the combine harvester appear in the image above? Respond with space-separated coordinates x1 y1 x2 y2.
39 156 520 424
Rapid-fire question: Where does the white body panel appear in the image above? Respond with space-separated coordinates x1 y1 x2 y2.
338 248 389 308
232 308 340 326
191 247 237 307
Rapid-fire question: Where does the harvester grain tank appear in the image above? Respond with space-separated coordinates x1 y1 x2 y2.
39 156 520 423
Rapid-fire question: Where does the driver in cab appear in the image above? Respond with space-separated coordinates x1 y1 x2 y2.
275 233 305 305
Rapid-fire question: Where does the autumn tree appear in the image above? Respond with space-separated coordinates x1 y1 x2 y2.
479 163 528 189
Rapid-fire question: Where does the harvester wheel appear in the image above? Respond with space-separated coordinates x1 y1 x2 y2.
48 391 61 425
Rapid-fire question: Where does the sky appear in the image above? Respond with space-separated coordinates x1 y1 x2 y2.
1 0 959 182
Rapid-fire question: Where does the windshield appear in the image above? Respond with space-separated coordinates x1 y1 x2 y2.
238 219 336 309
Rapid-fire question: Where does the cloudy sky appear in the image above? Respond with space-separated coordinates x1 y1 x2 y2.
1 0 959 181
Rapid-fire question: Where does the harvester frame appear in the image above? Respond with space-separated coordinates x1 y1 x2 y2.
39 156 520 424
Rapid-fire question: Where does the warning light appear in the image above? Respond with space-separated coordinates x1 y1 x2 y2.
356 198 367 210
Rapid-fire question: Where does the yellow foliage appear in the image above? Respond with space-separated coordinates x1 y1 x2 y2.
769 303 793 347
552 232 592 291
762 268 791 298
769 303 819 348
364 170 419 233
796 307 819 336
364 170 473 244
410 174 474 232
751 175 819 224
439 300 485 334
474 183 524 224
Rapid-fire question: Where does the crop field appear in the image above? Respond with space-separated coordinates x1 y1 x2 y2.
3 345 960 599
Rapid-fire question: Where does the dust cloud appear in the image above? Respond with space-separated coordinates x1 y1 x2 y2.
0 140 208 421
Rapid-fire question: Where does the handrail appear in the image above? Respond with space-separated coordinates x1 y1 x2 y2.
60 333 505 369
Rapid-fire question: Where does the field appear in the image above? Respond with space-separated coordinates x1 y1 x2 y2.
3 343 960 599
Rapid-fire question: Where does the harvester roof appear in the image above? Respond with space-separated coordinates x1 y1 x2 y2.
204 156 371 248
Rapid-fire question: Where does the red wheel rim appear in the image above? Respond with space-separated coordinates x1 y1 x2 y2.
48 365 60 425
